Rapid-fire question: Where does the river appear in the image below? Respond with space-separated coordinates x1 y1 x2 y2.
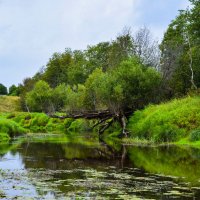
0 134 200 199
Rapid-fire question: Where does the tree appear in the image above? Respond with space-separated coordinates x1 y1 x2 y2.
160 2 200 97
85 42 111 72
0 84 7 95
84 68 106 110
99 58 161 114
19 75 41 111
51 84 68 111
83 58 161 135
189 0 200 44
43 49 73 87
160 11 188 96
26 80 53 112
67 50 88 86
64 84 86 112
108 28 135 69
9 85 20 96
134 26 160 69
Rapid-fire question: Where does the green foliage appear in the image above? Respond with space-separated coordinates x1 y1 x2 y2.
8 112 63 133
63 118 74 129
26 81 69 113
0 118 26 137
86 42 111 72
128 96 200 143
19 28 160 114
108 29 135 68
189 129 200 142
67 119 94 132
152 124 184 143
84 68 106 110
67 50 88 86
0 133 10 142
9 85 20 96
161 1 200 96
0 112 95 135
19 77 38 111
64 84 86 112
51 84 68 111
26 80 52 112
85 58 161 113
113 59 161 107
64 57 161 116
43 49 73 87
0 83 7 95
103 121 122 138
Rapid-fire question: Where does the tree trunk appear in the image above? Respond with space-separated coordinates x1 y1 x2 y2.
118 113 128 137
185 31 197 90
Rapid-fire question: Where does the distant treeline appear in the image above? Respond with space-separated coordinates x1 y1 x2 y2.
0 84 19 96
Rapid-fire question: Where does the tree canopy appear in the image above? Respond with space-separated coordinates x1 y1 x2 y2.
160 0 200 97
0 84 7 95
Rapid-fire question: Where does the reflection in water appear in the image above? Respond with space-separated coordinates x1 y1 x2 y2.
0 135 200 199
127 145 200 184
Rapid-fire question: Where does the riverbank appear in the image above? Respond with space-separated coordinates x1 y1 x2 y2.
0 111 98 142
127 95 200 146
1 95 200 148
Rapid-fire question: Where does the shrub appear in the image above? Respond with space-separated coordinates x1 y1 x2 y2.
189 129 200 142
67 119 93 132
63 118 74 129
30 114 49 127
152 124 185 143
0 119 26 137
0 133 10 142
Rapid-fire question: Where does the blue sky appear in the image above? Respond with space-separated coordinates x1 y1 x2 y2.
0 0 189 87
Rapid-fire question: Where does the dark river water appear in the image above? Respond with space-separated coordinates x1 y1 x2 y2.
0 134 200 199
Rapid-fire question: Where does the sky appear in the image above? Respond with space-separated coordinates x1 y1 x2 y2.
0 0 190 88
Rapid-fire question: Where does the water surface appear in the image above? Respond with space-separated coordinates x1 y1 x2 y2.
0 134 200 199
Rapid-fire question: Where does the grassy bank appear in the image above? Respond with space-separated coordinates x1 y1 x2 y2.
0 96 21 112
127 96 200 144
0 96 23 141
0 111 97 142
2 95 200 146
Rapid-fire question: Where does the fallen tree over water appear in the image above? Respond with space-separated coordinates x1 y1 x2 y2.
49 109 133 137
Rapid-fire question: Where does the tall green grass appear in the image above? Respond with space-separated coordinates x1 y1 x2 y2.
128 96 200 143
1 112 96 135
0 118 26 142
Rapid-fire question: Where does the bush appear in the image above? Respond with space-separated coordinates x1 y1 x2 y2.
67 119 93 132
0 119 26 137
189 129 200 142
63 118 74 129
152 124 185 143
30 114 49 126
0 133 10 142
